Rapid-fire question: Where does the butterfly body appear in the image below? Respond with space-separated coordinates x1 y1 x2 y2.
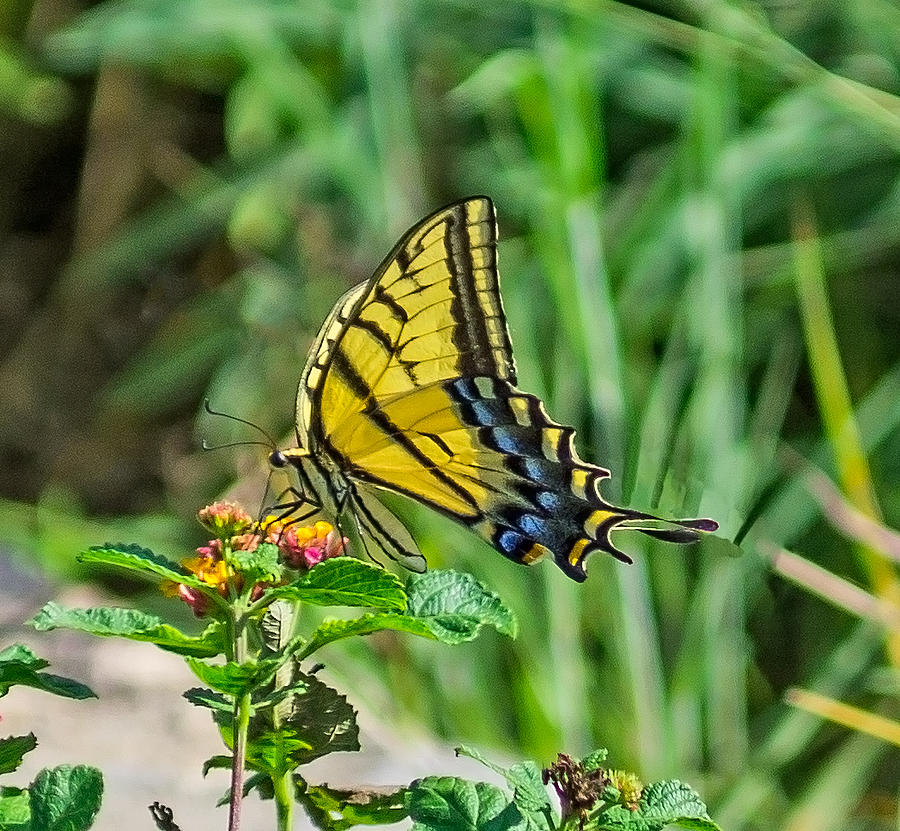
275 197 716 581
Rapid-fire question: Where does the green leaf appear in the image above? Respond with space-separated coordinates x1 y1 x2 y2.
261 600 295 653
0 735 37 776
185 657 277 695
407 777 527 831
266 557 407 611
455 748 550 818
0 785 30 826
183 688 232 712
598 780 720 831
201 755 232 777
230 541 282 584
0 645 47 669
0 645 95 700
28 604 224 658
246 670 359 773
406 571 517 639
299 783 408 831
581 750 609 771
298 571 517 659
78 543 206 588
297 614 433 658
29 765 103 831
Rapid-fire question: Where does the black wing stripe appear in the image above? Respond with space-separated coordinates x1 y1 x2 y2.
329 351 481 515
353 492 419 563
446 206 497 377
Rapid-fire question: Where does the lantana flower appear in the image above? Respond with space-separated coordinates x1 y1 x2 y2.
262 518 348 570
162 503 349 616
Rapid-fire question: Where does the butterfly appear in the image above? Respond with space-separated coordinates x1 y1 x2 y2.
270 196 717 581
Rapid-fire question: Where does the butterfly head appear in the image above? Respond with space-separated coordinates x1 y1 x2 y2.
268 447 309 469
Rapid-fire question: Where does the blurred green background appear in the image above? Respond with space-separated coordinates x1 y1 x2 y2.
1 0 898 828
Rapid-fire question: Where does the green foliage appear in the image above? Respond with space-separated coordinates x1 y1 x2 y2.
1 1 898 829
435 749 720 831
40 527 527 830
29 603 225 658
77 544 207 590
26 766 103 831
0 736 36 777
407 778 526 831
297 784 408 831
0 644 95 700
0 648 100 830
266 557 408 611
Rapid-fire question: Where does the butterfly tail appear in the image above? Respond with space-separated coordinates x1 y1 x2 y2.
559 506 719 581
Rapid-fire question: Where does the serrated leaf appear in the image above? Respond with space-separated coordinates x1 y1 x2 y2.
185 657 277 695
298 576 516 659
299 614 437 658
0 735 37 776
581 750 609 771
300 783 408 831
231 541 282 583
455 748 550 814
0 786 30 826
78 543 206 588
406 571 517 639
29 604 224 658
407 777 526 831
29 765 102 831
246 670 359 773
266 557 407 611
0 645 47 669
598 780 719 831
183 688 232 712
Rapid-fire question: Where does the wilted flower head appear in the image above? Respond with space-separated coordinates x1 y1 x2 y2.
543 753 609 824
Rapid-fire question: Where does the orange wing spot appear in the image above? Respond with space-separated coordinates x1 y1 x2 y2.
568 537 590 567
523 542 551 564
584 509 616 538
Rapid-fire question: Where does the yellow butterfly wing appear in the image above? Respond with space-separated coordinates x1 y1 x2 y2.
290 196 717 581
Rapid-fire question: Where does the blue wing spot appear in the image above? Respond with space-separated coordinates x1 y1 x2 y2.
496 529 524 555
448 378 478 401
536 490 564 511
517 513 545 537
488 427 528 454
468 399 502 426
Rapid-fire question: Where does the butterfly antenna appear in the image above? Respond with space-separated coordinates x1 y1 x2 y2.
203 399 278 449
201 438 275 452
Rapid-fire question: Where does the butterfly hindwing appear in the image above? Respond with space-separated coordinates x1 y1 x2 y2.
348 482 427 573
328 375 641 581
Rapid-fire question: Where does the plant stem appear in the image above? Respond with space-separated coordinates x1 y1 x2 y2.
228 609 251 831
273 771 294 830
271 601 301 830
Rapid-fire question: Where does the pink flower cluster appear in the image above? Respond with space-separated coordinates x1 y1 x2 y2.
266 519 348 570
162 503 349 617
